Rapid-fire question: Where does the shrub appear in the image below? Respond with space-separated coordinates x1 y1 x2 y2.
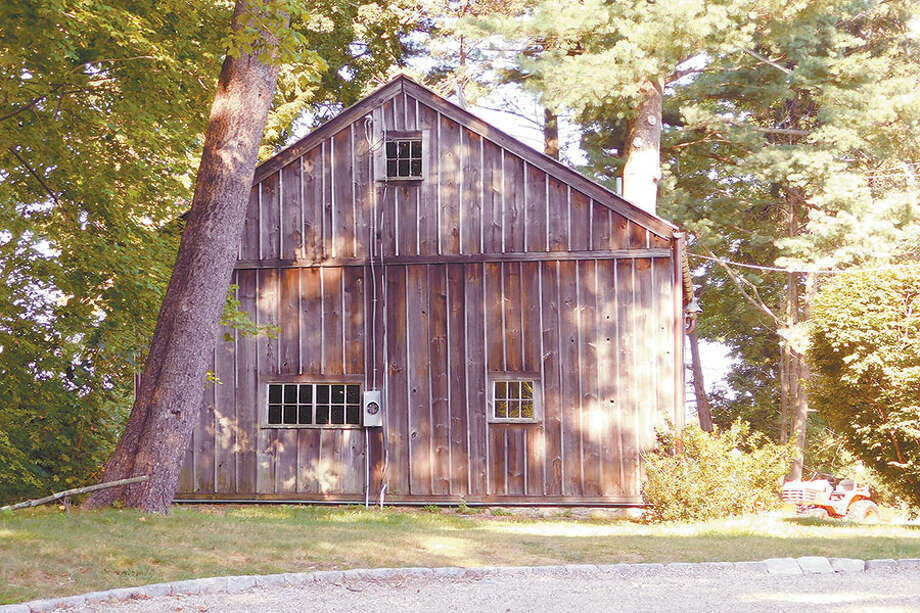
810 269 920 511
642 421 793 522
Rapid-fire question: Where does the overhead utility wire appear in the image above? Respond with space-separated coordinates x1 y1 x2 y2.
689 252 920 275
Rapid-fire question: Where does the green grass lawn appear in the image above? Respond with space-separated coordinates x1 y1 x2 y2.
3 504 920 604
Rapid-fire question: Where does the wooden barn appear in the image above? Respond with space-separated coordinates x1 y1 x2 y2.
175 75 687 506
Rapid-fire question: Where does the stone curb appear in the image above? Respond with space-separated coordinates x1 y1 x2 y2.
4 556 914 612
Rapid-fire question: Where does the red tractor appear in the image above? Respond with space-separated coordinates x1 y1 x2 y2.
781 476 881 521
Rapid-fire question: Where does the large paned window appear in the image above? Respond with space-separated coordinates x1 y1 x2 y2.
266 383 361 427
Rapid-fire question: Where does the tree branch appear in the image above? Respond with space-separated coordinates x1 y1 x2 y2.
7 146 61 206
700 244 782 328
741 48 793 75
1 56 155 123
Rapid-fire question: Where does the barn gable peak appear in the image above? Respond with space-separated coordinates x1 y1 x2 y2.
252 74 676 238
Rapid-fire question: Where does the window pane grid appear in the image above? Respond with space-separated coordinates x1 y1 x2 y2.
492 379 537 421
385 138 423 178
268 383 361 426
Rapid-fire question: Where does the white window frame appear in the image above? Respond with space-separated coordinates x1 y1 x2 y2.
373 128 429 182
487 374 542 424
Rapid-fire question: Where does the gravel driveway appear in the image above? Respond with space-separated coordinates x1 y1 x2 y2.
66 565 920 613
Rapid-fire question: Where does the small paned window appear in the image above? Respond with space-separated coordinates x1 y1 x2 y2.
267 383 361 427
385 138 423 179
490 378 540 422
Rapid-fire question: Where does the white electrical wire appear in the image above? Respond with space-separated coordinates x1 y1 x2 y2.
690 252 920 275
364 115 391 510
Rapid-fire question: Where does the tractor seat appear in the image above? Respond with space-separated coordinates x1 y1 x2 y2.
836 479 856 492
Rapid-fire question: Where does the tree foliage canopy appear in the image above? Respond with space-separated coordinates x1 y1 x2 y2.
0 0 419 503
810 269 920 509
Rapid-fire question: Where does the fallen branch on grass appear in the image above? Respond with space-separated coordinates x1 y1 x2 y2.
0 475 148 512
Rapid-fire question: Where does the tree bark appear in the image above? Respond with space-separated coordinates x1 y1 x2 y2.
622 78 663 215
688 328 713 431
788 272 815 481
84 0 284 513
544 107 559 159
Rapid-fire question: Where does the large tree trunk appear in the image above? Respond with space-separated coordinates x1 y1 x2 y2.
788 272 815 481
544 108 559 159
84 0 283 513
688 328 713 431
622 78 663 215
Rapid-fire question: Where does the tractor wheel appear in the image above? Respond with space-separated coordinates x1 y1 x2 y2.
846 500 881 523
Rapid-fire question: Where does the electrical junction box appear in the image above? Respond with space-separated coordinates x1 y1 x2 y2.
363 390 383 427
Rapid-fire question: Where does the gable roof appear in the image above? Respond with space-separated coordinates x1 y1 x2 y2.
252 74 677 238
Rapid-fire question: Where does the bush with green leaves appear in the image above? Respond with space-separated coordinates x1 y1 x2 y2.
642 421 793 522
809 269 920 511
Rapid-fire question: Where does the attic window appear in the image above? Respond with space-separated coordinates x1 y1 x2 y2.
375 130 427 181
386 138 422 178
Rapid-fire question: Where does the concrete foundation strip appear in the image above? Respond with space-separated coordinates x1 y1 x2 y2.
5 557 920 613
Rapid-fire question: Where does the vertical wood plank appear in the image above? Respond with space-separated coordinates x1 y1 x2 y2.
503 262 523 372
578 260 601 496
506 427 525 495
297 268 322 493
333 128 355 259
416 103 440 255
321 267 344 493
526 165 547 253
558 260 581 496
635 258 655 461
405 93 417 129
322 140 334 258
428 264 450 494
521 262 544 496
322 267 344 376
281 161 302 260
395 183 418 257
235 269 258 494
194 350 216 494
654 258 676 434
461 129 482 255
617 258 638 497
344 267 365 375
260 172 281 260
464 263 488 495
612 213 629 249
541 261 563 495
570 190 591 251
385 265 410 496
481 140 503 254
627 219 646 250
256 269 280 494
439 115 461 254
301 149 323 262
503 153 525 252
591 203 612 251
274 268 300 492
381 98 395 131
447 263 469 495
596 259 624 496
406 264 432 494
214 316 238 494
547 177 568 251
353 119 372 260
240 186 260 260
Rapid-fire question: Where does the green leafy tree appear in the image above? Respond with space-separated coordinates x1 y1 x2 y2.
0 0 420 504
810 268 920 509
518 0 920 479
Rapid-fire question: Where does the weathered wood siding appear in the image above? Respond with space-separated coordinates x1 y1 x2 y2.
177 80 682 504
